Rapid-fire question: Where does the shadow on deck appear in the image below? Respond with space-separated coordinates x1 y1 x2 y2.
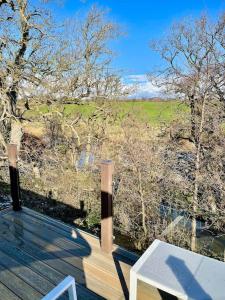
0 181 138 300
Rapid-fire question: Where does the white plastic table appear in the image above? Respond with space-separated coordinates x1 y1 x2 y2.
130 239 225 300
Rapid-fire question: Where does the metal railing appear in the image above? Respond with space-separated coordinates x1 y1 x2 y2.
42 276 77 300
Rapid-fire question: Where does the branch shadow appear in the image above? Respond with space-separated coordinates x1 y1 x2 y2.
166 255 212 300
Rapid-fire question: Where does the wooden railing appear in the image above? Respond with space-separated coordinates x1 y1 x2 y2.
101 160 114 253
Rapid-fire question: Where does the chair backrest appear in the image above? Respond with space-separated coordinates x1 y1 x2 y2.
42 276 77 300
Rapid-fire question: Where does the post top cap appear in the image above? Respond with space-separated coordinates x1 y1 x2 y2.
101 159 113 165
7 144 17 148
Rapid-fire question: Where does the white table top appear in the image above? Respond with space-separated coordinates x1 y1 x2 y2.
131 239 225 300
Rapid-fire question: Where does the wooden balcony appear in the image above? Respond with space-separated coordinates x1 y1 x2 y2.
0 206 139 300
1 145 140 299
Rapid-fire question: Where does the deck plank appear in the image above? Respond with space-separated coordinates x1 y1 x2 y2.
22 207 101 249
0 213 125 299
0 218 103 300
0 237 64 284
11 209 132 274
0 208 137 300
23 207 138 264
0 263 42 300
0 282 21 300
0 249 55 295
3 212 129 293
22 207 137 290
15 211 131 276
0 239 98 300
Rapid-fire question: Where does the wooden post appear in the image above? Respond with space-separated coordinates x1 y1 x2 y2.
7 144 21 211
101 160 113 253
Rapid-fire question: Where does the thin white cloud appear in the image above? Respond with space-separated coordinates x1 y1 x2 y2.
127 74 147 83
124 74 163 98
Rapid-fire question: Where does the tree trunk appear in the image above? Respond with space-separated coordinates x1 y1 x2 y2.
191 97 206 252
138 170 147 237
10 121 23 151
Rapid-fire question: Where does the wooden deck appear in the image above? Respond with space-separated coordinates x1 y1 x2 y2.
0 207 138 300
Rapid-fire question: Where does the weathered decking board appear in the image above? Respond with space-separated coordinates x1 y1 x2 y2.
0 207 138 300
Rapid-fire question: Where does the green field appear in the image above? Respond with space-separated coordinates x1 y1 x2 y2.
25 100 187 125
113 101 186 123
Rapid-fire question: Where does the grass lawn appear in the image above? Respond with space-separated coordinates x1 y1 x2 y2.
24 100 187 125
115 101 186 124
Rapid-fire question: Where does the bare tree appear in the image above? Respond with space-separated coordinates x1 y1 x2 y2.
0 0 59 150
151 14 225 251
62 5 127 101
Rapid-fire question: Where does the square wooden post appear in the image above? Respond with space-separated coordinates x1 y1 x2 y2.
101 160 113 253
7 144 21 211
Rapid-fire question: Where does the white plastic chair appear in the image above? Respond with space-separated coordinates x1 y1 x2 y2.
42 276 77 300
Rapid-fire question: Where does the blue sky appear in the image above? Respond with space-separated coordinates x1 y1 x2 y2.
46 0 225 97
